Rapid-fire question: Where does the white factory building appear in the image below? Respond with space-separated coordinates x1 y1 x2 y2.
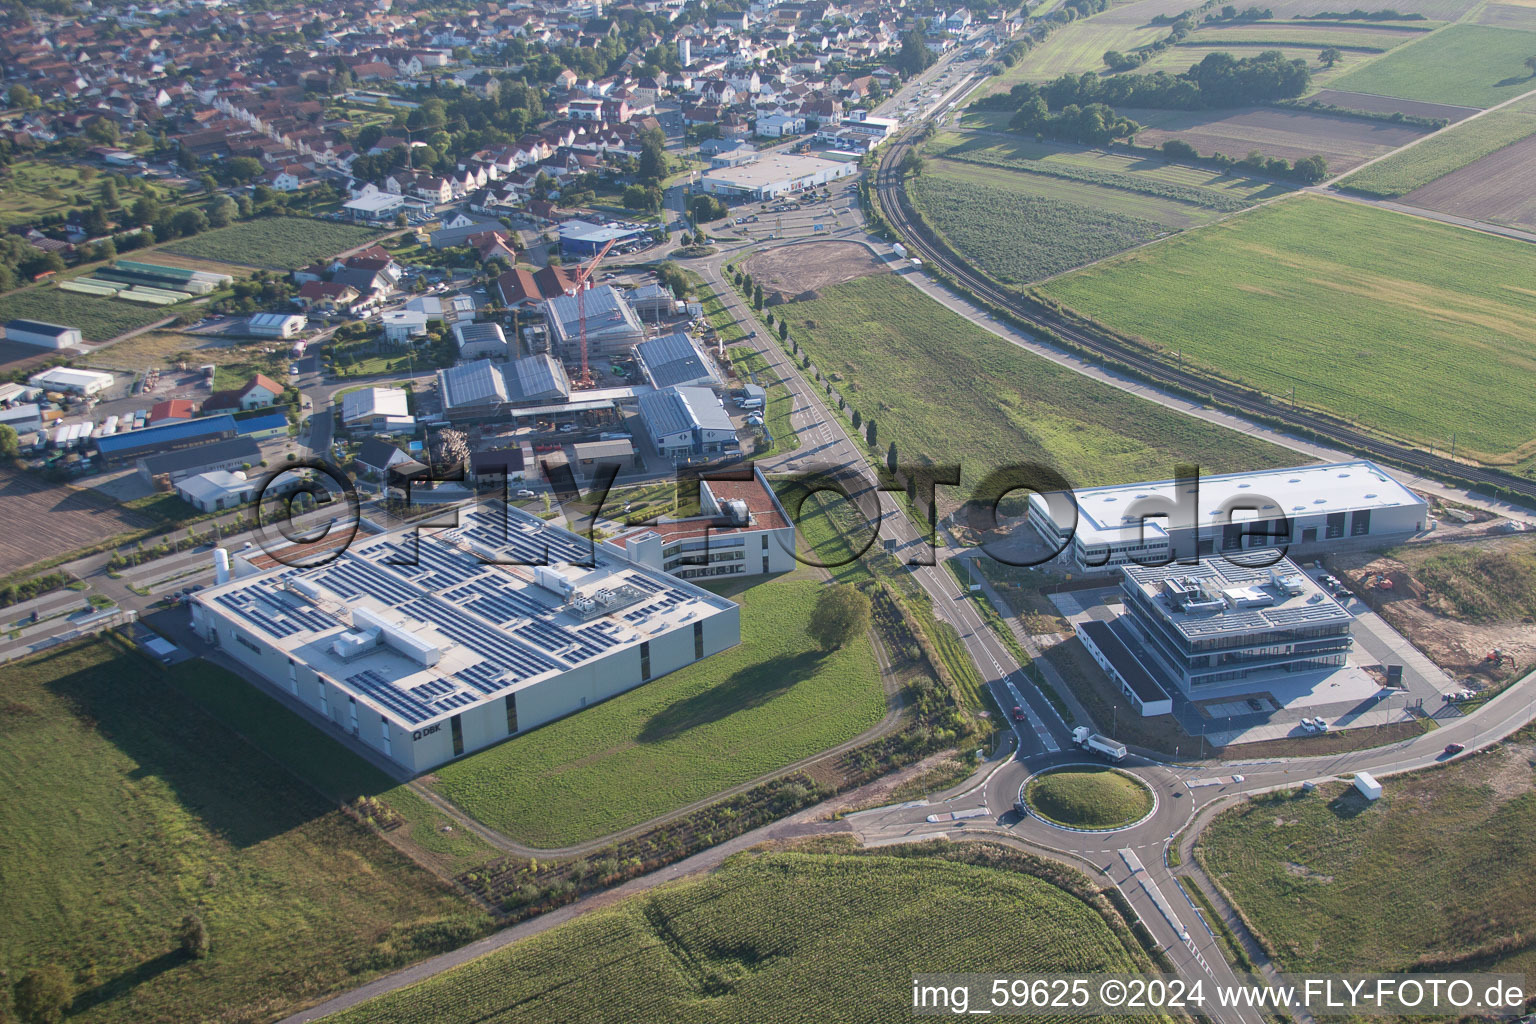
604 465 798 580
189 503 741 773
28 366 114 396
1028 461 1429 573
637 386 737 459
699 153 856 201
247 312 308 338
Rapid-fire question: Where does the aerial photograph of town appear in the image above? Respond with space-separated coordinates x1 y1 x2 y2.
0 0 1535 1020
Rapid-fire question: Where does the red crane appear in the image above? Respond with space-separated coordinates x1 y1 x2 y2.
571 236 617 388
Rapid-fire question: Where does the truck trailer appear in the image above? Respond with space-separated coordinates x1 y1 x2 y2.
1071 726 1127 762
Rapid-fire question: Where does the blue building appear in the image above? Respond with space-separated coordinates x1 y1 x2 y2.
558 220 644 259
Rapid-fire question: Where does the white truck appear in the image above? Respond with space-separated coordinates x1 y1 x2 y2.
1071 726 1127 762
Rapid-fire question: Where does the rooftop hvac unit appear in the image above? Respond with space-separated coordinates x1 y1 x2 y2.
535 566 575 597
1267 567 1305 595
291 578 326 602
331 628 380 660
352 606 441 667
723 499 751 527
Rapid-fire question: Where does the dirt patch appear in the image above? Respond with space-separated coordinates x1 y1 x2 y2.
742 242 885 301
1284 861 1335 883
1331 536 1536 691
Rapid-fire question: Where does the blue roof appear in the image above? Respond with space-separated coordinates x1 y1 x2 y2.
96 413 237 455
235 412 288 435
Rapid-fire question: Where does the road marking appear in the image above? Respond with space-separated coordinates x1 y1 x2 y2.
925 806 990 823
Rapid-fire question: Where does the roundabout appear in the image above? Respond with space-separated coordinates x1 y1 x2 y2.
1018 762 1158 833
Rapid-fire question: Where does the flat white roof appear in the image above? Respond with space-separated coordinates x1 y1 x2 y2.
342 387 410 422
702 153 849 190
28 367 114 388
1034 460 1426 545
345 192 405 211
194 502 737 732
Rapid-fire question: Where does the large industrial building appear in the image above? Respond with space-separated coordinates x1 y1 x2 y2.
190 502 741 773
634 332 721 390
542 284 645 361
558 220 645 258
1116 553 1355 693
699 153 856 201
605 465 797 580
1027 460 1428 573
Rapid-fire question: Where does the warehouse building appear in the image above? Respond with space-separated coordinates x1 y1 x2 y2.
177 469 259 512
634 332 721 390
96 413 237 463
247 313 308 338
1027 461 1428 573
604 464 797 580
1117 553 1354 694
542 285 645 361
189 502 741 773
139 436 261 484
4 318 83 350
28 366 113 396
438 354 573 420
637 386 736 459
699 153 856 201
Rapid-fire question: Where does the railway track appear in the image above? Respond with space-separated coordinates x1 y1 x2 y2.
873 137 1536 503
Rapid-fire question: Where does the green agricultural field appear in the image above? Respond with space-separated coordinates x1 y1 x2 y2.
1040 195 1536 459
162 217 384 269
1024 766 1154 829
912 173 1171 284
1339 95 1536 196
930 131 1286 209
0 283 175 343
0 638 490 1024
428 574 886 848
926 157 1228 225
1200 735 1536 978
779 273 1291 496
1327 24 1536 108
325 846 1160 1024
990 17 1165 91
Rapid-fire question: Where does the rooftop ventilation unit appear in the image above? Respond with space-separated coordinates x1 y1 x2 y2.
723 499 751 526
352 606 441 667
331 628 380 660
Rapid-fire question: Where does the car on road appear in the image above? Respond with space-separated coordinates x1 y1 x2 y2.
516 489 536 498
1443 742 1465 756
1011 705 1026 721
558 423 577 433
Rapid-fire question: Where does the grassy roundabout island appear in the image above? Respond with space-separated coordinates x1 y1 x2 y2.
1023 766 1155 831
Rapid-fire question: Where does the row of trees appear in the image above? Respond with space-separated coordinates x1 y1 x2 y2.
1010 98 1142 145
1160 138 1328 182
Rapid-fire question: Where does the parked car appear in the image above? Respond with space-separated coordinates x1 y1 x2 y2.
515 489 536 498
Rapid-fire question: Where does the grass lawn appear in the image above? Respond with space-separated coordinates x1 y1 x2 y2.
428 574 887 848
1040 195 1536 460
1339 94 1536 196
0 284 175 343
324 845 1158 1024
778 273 1292 499
0 637 491 1024
162 218 384 269
1200 734 1536 976
1024 766 1154 829
1327 24 1536 108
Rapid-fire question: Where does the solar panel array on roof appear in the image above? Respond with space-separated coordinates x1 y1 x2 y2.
438 359 509 409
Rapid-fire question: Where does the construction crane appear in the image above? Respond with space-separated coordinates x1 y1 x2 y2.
571 236 617 388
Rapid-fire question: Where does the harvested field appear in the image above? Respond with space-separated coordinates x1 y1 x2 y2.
741 240 886 300
1401 132 1536 232
1475 2 1536 29
1264 0 1478 16
0 466 152 575
81 328 293 374
1327 24 1536 108
1307 88 1478 121
1183 21 1426 48
1338 94 1536 196
1127 105 1426 170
